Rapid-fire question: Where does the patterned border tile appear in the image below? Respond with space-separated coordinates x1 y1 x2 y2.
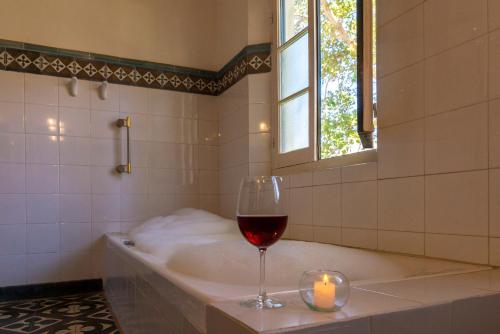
0 39 271 96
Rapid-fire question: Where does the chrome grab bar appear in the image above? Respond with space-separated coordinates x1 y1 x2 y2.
116 116 131 174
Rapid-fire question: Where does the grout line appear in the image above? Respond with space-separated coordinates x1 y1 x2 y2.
378 31 491 81
378 168 490 181
378 101 490 132
424 232 489 240
56 77 63 283
377 59 424 82
354 286 425 305
376 164 379 250
23 72 28 284
340 180 344 246
487 0 491 266
376 1 425 30
422 0 427 257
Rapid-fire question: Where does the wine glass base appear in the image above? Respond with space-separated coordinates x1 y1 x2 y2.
240 297 285 309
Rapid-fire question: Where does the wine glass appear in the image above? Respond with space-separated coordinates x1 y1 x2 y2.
236 176 288 309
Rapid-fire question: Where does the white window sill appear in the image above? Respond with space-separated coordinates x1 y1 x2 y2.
273 149 377 175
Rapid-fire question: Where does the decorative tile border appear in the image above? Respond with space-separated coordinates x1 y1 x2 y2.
216 43 272 94
0 39 271 96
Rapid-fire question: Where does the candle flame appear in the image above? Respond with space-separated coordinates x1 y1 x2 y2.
322 274 329 284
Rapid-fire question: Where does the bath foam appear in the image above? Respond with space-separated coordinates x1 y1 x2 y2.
129 208 240 259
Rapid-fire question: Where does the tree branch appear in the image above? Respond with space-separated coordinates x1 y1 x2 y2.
320 0 355 49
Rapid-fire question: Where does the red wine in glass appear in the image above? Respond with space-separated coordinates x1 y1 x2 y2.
237 215 288 249
237 176 287 309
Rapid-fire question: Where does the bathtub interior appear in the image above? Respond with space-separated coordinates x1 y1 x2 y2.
165 239 486 288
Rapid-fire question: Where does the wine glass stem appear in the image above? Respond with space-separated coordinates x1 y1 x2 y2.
258 248 267 304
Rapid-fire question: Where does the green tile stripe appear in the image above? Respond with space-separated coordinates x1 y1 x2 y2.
0 39 271 96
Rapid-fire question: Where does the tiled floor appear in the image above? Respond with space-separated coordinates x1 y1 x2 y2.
0 292 120 334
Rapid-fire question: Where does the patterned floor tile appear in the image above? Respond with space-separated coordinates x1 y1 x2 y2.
0 293 120 334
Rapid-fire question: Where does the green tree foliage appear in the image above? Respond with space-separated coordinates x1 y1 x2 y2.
289 0 366 158
319 0 361 158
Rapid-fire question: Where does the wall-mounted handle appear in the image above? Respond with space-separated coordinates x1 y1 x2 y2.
116 116 131 174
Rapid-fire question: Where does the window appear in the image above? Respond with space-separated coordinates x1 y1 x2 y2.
275 0 375 168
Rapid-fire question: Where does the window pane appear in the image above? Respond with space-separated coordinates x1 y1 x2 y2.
280 33 308 99
280 93 309 153
319 0 363 159
280 0 308 44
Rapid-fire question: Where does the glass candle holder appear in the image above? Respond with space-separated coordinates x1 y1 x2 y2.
299 270 350 312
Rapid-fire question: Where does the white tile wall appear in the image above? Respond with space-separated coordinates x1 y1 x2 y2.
378 120 424 179
0 225 26 255
0 102 24 133
342 228 378 250
26 164 59 194
26 134 59 164
0 71 24 102
26 195 59 224
0 255 26 286
376 0 423 27
217 75 273 218
489 99 500 167
0 71 218 287
490 169 500 237
0 194 26 224
377 5 423 77
425 103 488 174
312 184 341 227
27 253 59 284
60 136 91 165
378 231 424 256
27 224 59 253
489 30 500 99
490 238 500 266
342 181 377 229
378 62 424 128
290 186 313 226
312 168 341 185
425 234 488 264
378 177 424 232
425 171 488 237
425 37 488 116
25 104 57 135
0 163 25 193
424 0 487 57
313 226 341 245
289 224 314 242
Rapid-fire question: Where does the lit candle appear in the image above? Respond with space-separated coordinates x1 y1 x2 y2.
313 273 336 309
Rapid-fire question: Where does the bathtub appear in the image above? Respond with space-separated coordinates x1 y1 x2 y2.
104 209 488 334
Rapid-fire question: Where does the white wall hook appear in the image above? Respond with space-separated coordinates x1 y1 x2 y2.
99 80 108 100
68 76 78 97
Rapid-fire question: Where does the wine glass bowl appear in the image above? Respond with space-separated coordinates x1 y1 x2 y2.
236 176 288 309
